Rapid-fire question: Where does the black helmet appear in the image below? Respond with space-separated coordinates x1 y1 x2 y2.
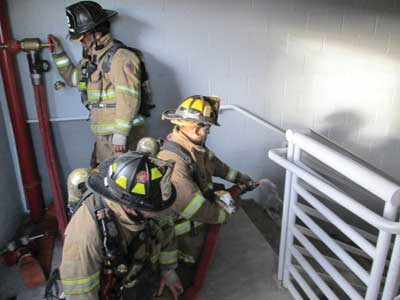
87 152 176 211
65 1 117 40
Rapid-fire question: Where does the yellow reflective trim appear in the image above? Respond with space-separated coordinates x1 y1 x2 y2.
115 84 139 96
151 168 162 180
63 281 100 295
87 89 116 100
55 57 70 67
218 209 227 224
79 82 87 91
175 220 203 236
115 175 127 189
160 250 178 265
151 255 159 264
180 191 206 219
62 272 100 285
114 124 130 133
131 183 145 195
90 123 114 134
112 162 117 172
115 118 131 126
225 168 239 182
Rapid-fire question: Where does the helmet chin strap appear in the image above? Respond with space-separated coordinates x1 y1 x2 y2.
199 126 208 146
92 31 104 51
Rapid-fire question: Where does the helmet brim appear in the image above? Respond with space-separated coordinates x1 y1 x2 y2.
66 32 84 41
162 109 220 126
86 156 176 212
104 9 118 19
66 10 117 40
86 157 117 201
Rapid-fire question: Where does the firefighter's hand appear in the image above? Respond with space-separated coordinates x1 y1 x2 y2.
158 270 183 300
239 173 254 185
112 133 127 154
215 190 237 214
48 35 64 54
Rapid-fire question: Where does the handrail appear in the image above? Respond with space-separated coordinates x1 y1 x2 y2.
286 130 400 206
220 104 285 136
26 116 87 123
25 104 286 131
268 148 400 234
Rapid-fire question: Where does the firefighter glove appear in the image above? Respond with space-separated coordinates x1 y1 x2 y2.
239 173 255 186
158 269 183 300
49 35 64 55
112 133 127 146
215 190 236 214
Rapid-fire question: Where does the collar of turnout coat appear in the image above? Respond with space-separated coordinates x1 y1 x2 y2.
87 32 114 57
169 128 208 159
104 199 146 232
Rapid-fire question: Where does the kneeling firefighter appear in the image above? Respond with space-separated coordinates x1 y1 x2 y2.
59 152 183 300
157 95 258 287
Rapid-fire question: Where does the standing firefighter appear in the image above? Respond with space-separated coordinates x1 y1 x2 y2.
158 95 256 287
60 152 183 300
50 1 152 167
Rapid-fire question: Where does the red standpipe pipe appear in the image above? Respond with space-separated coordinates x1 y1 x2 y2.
0 0 44 222
32 83 67 234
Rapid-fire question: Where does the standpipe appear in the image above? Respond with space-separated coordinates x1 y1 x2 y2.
0 0 67 234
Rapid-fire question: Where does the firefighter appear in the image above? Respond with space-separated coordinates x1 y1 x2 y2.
60 152 183 300
49 1 148 167
158 95 255 287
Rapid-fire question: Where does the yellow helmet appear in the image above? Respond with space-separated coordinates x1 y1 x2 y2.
162 95 221 126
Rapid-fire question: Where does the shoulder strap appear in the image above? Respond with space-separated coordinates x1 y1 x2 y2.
69 189 94 217
101 40 125 74
160 139 196 177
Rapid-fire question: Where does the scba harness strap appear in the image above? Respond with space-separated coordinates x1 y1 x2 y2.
79 39 155 116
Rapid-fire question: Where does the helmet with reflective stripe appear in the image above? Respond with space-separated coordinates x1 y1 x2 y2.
162 95 221 126
65 1 117 40
87 151 176 211
67 167 92 203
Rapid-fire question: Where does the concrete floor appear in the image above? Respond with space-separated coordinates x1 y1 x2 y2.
0 209 290 300
198 209 291 300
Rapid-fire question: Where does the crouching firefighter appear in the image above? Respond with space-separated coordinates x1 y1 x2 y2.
157 95 257 287
58 152 183 300
50 1 154 167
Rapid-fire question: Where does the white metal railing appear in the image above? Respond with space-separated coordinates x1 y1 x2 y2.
268 129 400 300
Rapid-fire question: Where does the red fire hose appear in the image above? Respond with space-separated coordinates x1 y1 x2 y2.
32 83 67 234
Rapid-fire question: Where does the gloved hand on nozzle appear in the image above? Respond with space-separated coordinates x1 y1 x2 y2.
215 190 237 214
48 35 64 55
238 173 258 191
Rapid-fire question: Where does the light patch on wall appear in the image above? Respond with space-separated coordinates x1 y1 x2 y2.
295 38 399 141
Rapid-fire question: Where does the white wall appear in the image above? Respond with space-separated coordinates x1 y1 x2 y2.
1 0 400 218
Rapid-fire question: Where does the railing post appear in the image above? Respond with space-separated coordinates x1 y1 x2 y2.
382 234 400 300
282 144 301 286
278 141 294 282
365 202 397 300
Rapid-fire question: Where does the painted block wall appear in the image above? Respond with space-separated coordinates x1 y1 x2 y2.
1 0 400 244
